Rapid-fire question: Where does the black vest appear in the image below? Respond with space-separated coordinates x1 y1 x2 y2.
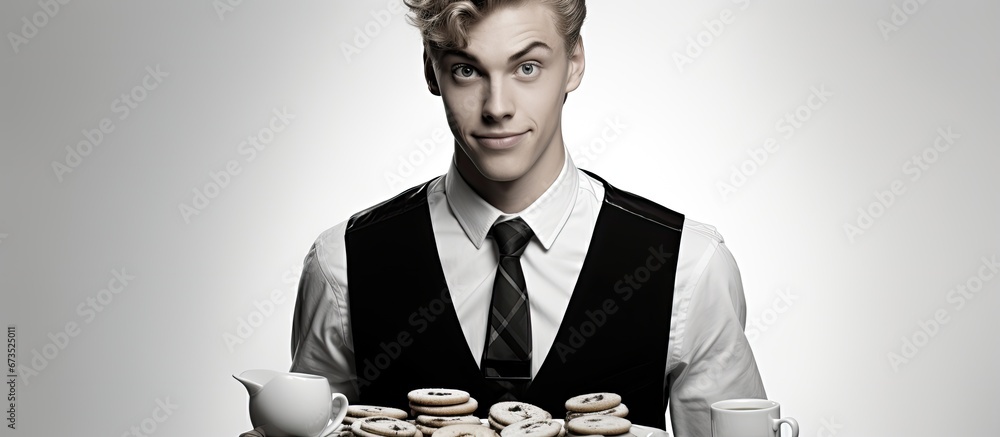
345 170 684 428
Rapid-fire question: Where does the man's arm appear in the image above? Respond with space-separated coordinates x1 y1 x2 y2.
289 224 360 401
665 228 766 437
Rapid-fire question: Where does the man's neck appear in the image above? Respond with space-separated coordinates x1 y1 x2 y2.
455 143 565 214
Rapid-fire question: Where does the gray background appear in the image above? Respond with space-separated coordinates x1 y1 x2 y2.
1 1 998 436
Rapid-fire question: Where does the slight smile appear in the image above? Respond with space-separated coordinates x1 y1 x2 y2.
473 131 528 150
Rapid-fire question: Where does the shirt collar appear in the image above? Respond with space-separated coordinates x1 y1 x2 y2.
444 150 580 251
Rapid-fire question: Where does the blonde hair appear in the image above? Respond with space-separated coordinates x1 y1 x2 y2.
404 0 586 56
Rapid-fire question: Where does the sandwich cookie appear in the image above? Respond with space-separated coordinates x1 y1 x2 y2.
352 416 418 437
433 424 498 437
408 389 472 406
565 416 631 436
348 405 410 423
564 404 629 420
564 393 622 414
417 415 482 428
410 398 479 416
487 416 508 432
415 415 482 435
489 402 552 429
499 419 563 437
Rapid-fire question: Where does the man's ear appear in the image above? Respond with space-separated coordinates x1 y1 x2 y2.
564 36 585 94
423 48 441 96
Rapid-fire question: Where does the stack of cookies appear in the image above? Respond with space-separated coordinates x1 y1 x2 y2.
563 393 628 421
564 393 631 437
487 401 553 433
408 388 481 436
345 405 410 427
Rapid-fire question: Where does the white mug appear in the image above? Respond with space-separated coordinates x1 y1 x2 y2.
711 399 798 437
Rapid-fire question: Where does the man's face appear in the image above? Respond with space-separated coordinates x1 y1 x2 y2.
425 2 584 185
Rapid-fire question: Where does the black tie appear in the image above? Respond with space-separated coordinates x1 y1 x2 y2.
482 217 534 382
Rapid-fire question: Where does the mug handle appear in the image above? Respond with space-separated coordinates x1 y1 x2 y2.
771 417 799 437
317 393 349 437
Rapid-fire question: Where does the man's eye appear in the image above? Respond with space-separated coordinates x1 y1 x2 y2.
453 65 478 79
518 63 540 77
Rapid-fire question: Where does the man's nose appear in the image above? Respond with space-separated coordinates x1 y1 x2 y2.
482 80 515 122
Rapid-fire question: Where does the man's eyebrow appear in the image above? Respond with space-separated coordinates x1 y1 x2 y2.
441 41 552 65
442 49 480 64
508 41 552 63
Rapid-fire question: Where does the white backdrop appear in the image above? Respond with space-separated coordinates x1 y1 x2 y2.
1 1 998 436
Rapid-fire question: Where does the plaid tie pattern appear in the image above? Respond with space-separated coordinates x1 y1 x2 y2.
482 217 534 381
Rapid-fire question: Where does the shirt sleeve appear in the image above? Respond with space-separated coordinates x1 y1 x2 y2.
289 223 360 401
665 232 767 437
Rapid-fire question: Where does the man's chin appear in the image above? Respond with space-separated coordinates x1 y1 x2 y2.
475 166 527 183
462 159 526 182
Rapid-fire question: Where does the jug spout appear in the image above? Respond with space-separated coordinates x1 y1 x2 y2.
233 375 262 395
233 369 281 396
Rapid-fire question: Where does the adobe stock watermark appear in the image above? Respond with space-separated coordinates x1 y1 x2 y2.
178 107 295 224
570 116 627 169
223 264 301 353
340 0 408 64
16 268 136 385
745 287 798 342
692 332 749 392
384 127 449 191
717 85 834 201
50 65 169 182
688 287 800 393
887 254 998 372
672 0 753 73
119 397 178 437
843 126 960 243
7 325 17 430
213 0 246 21
877 0 931 41
815 416 844 437
6 0 71 55
552 245 675 363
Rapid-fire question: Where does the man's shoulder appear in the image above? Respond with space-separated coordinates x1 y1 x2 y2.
681 217 726 246
579 169 727 247
305 219 350 284
675 215 741 296
344 176 441 233
581 169 685 233
312 176 442 256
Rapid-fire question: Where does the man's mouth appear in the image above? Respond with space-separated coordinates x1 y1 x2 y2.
473 131 528 150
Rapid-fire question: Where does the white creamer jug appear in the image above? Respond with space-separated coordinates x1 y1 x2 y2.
234 369 348 437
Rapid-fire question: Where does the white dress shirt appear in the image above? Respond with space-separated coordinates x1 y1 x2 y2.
290 151 766 437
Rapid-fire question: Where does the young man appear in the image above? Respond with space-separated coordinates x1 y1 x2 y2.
276 1 766 436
